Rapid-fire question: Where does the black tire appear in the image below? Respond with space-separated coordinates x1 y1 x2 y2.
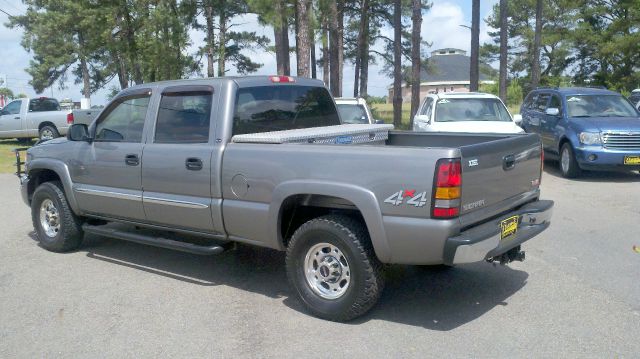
560 143 582 178
286 215 384 322
39 125 59 141
31 181 84 252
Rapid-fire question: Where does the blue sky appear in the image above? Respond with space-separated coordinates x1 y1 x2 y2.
0 0 498 105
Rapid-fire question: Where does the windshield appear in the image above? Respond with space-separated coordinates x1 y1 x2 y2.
336 104 369 124
566 95 638 118
233 86 340 135
434 98 512 122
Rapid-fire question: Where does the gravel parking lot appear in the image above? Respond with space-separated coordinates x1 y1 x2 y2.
1 165 639 358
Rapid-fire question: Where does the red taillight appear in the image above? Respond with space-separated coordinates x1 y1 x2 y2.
269 75 295 83
432 158 462 219
66 112 74 124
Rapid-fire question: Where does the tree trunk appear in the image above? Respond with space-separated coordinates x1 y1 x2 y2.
205 3 215 77
337 2 344 96
410 0 422 125
328 0 340 96
392 0 402 128
531 0 543 88
354 0 369 97
77 31 91 101
123 7 142 84
498 0 508 102
218 6 227 77
295 0 311 77
359 20 369 97
321 19 329 86
470 0 480 91
308 1 316 79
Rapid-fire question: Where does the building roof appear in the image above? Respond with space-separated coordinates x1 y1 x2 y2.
420 52 492 84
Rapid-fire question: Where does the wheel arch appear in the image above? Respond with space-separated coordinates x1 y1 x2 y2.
38 121 58 132
27 159 81 215
270 181 391 262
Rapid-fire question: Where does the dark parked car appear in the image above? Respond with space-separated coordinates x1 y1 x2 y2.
520 87 640 178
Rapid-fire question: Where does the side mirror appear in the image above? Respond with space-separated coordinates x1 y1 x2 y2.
545 107 560 116
513 114 523 125
67 124 91 142
414 114 431 125
375 119 385 124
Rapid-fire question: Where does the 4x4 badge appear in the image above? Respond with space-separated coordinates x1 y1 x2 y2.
384 190 428 207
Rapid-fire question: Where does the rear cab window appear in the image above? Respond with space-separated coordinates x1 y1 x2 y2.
29 98 60 112
232 85 340 135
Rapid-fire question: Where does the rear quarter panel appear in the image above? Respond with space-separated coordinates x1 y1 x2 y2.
221 143 457 262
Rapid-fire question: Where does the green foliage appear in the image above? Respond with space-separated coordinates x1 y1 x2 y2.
0 88 15 100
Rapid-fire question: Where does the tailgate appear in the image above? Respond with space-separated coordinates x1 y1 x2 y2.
459 133 542 223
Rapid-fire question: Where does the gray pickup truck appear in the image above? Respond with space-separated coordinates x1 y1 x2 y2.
17 76 553 321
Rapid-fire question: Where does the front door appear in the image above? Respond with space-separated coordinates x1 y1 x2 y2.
71 90 152 221
141 86 218 233
0 100 25 138
541 95 563 151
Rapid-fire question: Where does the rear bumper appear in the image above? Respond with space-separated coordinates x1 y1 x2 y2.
443 200 554 265
574 147 640 171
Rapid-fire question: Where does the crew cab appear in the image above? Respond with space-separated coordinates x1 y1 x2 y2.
17 76 553 321
0 97 99 141
520 87 640 178
413 92 524 134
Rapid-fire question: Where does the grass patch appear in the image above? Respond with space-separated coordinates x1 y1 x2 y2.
0 139 32 174
370 103 412 130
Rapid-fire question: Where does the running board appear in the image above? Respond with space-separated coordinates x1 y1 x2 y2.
82 224 228 255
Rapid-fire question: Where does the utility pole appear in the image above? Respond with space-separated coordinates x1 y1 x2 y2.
469 0 480 92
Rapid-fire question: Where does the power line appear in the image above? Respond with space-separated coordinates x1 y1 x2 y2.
0 8 14 18
0 0 21 14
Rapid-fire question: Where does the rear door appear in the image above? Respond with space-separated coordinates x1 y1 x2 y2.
458 133 542 226
141 85 220 233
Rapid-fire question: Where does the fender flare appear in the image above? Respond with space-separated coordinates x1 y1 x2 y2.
27 159 82 215
269 180 391 262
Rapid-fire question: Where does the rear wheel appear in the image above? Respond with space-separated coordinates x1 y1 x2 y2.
560 143 582 178
286 215 384 322
39 125 59 141
31 181 84 252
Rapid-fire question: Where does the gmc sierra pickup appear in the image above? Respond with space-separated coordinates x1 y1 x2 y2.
17 76 553 321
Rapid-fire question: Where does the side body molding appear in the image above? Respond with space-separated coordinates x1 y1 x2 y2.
27 158 83 215
269 180 391 262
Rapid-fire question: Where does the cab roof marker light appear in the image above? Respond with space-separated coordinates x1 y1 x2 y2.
270 76 295 83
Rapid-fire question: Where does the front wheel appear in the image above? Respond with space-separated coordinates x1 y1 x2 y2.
31 181 84 252
286 215 384 322
560 143 582 178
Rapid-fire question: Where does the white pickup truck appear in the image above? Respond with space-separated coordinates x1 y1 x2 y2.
0 97 99 141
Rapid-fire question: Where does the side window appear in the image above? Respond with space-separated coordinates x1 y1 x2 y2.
95 94 150 142
523 93 537 109
420 98 434 117
549 95 562 113
534 93 551 111
2 100 22 115
155 91 212 144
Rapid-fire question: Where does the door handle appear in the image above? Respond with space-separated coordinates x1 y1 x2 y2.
125 154 139 166
503 154 516 171
185 157 203 171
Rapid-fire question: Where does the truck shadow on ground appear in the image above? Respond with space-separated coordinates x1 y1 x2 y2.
65 233 528 331
543 159 640 183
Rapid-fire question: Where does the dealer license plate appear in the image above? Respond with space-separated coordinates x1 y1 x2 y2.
500 215 519 240
623 156 640 165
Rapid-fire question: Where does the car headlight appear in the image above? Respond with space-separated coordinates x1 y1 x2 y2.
579 132 602 145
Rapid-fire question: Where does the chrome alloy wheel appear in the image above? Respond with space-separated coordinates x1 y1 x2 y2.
561 147 570 174
304 243 351 300
40 128 55 140
39 199 60 237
